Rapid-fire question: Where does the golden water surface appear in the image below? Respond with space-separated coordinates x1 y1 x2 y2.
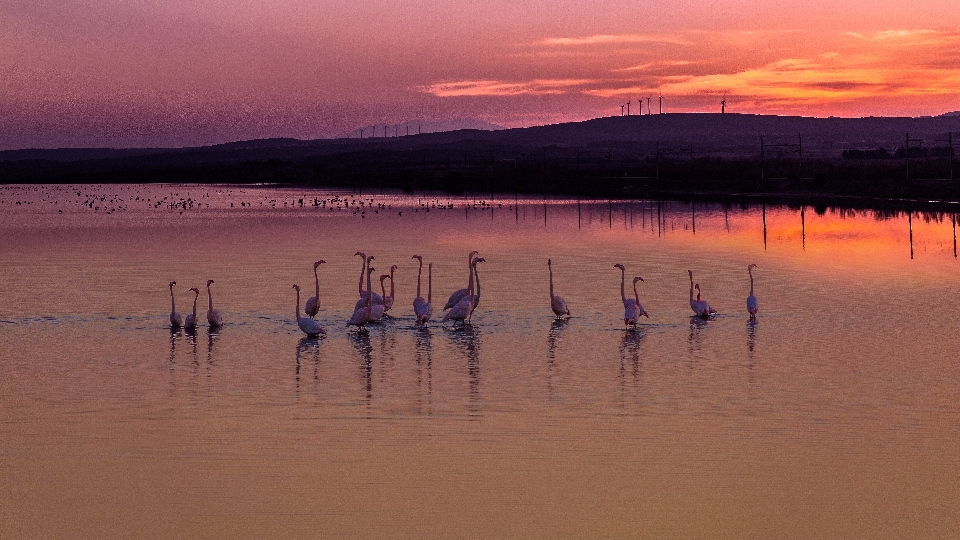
2 185 959 538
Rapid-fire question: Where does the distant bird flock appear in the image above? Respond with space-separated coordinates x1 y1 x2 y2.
168 252 758 337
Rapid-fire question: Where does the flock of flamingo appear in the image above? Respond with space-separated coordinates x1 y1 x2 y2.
167 252 760 338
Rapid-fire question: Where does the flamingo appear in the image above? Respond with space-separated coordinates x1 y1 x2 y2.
614 264 637 309
206 279 223 328
548 259 570 319
442 257 480 326
412 255 426 317
694 283 716 319
624 276 650 328
688 270 699 315
169 281 183 328
383 265 397 314
184 287 200 331
418 263 434 325
293 284 325 337
354 251 383 310
370 274 388 321
304 260 325 319
444 250 479 310
746 263 758 319
348 261 376 331
469 257 485 321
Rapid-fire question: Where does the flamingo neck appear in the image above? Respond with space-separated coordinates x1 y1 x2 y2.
549 263 555 298
192 294 198 317
314 267 320 298
620 268 627 303
427 264 432 302
170 287 176 312
749 269 755 295
690 275 694 301
416 259 423 298
207 287 213 311
358 256 366 295
389 268 395 298
295 288 301 318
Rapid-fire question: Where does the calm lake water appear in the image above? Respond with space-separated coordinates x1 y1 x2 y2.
2 184 960 539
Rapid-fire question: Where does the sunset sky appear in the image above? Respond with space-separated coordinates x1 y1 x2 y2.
2 0 959 149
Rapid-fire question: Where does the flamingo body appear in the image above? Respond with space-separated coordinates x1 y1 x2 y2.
293 284 325 337
206 279 223 328
184 287 200 330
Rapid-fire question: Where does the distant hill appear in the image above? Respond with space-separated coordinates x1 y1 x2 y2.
342 118 504 139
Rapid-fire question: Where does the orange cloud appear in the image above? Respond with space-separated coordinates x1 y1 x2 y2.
418 79 595 97
538 34 694 47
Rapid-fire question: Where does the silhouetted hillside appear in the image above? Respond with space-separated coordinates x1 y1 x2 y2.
3 114 960 208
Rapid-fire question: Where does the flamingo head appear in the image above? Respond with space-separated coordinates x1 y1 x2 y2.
613 263 625 271
390 265 397 275
206 279 214 287
169 280 176 288
367 255 374 264
355 251 366 259
548 258 552 266
473 257 486 265
748 263 758 270
688 269 693 278
292 284 300 292
380 274 389 283
633 276 644 284
469 250 479 259
412 254 422 263
189 287 200 294
314 260 325 269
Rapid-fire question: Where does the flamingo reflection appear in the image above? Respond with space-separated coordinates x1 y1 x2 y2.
448 325 482 414
348 330 374 405
295 336 321 391
413 328 434 415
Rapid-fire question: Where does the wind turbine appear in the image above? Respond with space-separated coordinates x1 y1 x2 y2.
621 104 625 116
658 92 663 114
627 100 631 116
721 95 727 114
647 97 652 115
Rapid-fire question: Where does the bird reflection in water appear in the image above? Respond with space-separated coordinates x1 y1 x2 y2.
547 318 569 399
295 336 322 392
348 330 374 406
618 327 644 391
413 328 434 415
746 319 758 370
206 327 221 370
687 316 708 367
448 325 482 414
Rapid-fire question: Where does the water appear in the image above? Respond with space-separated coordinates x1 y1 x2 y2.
3 184 960 538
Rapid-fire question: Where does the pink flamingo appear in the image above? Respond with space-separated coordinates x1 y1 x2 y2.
694 283 716 319
624 276 649 328
469 258 485 321
293 284 325 337
354 251 383 310
304 260 325 319
206 279 223 328
383 265 397 313
444 250 479 310
443 257 480 326
169 281 183 328
369 274 388 321
746 264 758 319
348 259 376 331
184 287 200 331
412 255 426 317
548 259 570 319
419 263 434 325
